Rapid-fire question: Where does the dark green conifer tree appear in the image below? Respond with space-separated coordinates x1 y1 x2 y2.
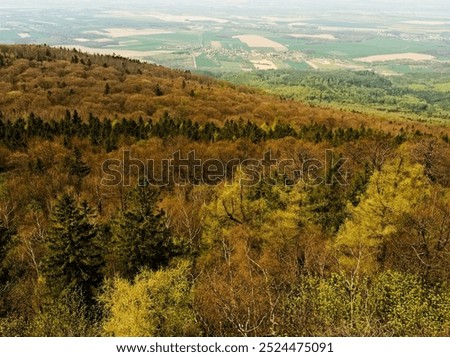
112 180 174 280
68 148 91 191
43 194 104 305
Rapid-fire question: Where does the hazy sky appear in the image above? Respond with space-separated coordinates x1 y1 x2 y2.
1 0 449 15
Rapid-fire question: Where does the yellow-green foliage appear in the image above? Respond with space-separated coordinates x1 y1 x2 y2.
336 158 430 274
28 290 100 337
199 172 270 263
258 185 305 281
200 174 306 271
282 271 450 336
0 316 27 337
201 171 305 238
100 260 199 337
371 271 450 336
283 273 375 336
202 171 270 228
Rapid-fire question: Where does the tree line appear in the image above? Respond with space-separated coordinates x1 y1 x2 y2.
0 110 413 152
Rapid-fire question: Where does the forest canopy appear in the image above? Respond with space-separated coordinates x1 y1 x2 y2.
0 45 450 337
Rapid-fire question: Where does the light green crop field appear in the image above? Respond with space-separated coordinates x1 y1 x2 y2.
195 53 221 68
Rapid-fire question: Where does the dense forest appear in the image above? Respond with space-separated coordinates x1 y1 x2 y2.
214 69 450 122
1 45 450 337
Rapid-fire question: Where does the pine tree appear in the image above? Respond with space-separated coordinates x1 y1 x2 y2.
43 194 104 304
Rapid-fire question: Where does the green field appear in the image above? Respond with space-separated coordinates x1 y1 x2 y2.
1 7 449 75
195 53 220 68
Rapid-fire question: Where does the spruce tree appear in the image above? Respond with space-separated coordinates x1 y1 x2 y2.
43 194 104 304
113 180 174 280
68 148 91 191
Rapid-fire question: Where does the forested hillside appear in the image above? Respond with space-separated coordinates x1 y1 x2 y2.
1 45 450 337
215 69 450 123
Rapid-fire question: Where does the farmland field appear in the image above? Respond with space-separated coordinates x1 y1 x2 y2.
232 35 288 51
355 53 436 63
0 6 449 75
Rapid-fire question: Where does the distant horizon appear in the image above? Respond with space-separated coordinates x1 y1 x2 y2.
1 0 450 16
